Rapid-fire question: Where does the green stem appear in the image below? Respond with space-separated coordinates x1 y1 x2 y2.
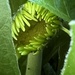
25 50 42 75
61 26 70 36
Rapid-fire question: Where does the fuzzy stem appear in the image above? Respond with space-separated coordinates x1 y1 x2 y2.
25 50 42 75
61 20 75 75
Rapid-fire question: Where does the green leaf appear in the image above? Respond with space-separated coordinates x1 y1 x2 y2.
30 0 75 21
9 0 27 14
0 0 20 75
61 20 75 75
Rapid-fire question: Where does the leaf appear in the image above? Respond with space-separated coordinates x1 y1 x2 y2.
0 0 20 75
61 20 75 75
9 0 27 14
29 0 75 21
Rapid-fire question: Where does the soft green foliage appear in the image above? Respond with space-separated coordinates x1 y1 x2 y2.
0 0 75 75
61 20 75 75
0 0 20 75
